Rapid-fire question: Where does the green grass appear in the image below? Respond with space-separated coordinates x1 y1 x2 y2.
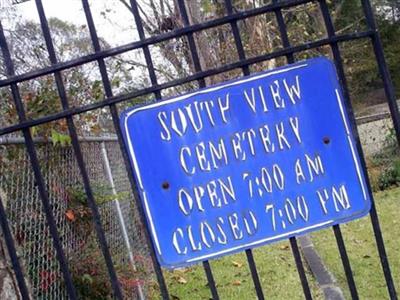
165 240 323 300
164 188 400 299
311 187 400 300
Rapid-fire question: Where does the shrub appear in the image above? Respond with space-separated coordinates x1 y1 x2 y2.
377 159 400 191
368 127 400 192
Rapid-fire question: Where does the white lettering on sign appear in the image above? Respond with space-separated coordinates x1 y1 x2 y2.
159 72 349 256
177 117 303 176
122 60 368 266
165 73 342 256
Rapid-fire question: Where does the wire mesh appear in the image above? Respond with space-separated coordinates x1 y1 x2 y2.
0 0 398 299
0 137 154 299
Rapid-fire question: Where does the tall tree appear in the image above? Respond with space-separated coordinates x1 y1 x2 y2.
0 18 134 137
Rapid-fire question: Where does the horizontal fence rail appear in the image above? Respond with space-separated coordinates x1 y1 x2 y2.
0 0 398 299
0 30 374 137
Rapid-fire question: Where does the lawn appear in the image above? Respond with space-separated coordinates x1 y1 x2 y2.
312 187 400 300
163 188 400 299
164 240 323 300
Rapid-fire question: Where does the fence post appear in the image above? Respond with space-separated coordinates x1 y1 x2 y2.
100 142 145 300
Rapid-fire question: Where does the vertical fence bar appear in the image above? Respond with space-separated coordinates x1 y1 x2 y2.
271 2 313 299
224 0 250 76
358 4 400 296
332 225 359 300
100 142 134 265
203 260 219 300
33 0 124 298
80 1 170 298
81 0 169 297
360 0 400 144
317 1 398 299
289 238 313 300
128 0 174 297
0 22 78 300
0 194 30 300
100 142 145 300
316 1 361 298
0 1 397 299
223 1 265 299
128 0 162 98
175 0 219 298
175 0 207 88
245 250 265 299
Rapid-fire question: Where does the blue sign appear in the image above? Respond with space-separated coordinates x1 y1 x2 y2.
120 57 371 268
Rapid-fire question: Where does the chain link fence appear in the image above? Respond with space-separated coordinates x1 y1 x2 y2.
0 136 155 299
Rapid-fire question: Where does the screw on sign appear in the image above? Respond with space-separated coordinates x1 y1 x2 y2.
120 57 370 268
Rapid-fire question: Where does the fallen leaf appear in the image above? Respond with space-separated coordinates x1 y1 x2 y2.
65 209 75 222
232 280 241 286
177 276 187 284
280 245 289 250
231 260 243 268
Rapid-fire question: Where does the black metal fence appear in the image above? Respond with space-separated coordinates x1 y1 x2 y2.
0 0 398 299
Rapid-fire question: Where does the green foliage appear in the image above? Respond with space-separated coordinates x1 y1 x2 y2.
51 129 71 146
368 127 400 191
66 183 152 299
65 183 128 239
377 16 400 97
336 0 400 105
377 159 400 190
0 17 133 137
70 239 113 300
332 0 364 30
68 183 128 206
70 237 154 299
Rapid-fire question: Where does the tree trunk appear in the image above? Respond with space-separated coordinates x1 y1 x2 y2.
183 0 213 85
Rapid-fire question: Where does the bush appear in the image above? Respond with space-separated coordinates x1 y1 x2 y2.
66 183 154 299
367 127 400 191
69 238 155 299
377 159 400 191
